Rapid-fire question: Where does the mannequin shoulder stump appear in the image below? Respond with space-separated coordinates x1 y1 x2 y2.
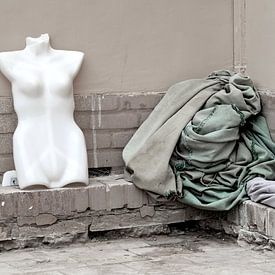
66 51 84 79
0 51 18 82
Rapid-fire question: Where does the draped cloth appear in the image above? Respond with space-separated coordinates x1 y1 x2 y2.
122 71 275 211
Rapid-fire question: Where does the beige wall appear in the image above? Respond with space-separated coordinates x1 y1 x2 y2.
246 0 275 91
0 0 234 96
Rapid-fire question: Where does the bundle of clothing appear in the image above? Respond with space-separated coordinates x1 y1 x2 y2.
123 70 275 211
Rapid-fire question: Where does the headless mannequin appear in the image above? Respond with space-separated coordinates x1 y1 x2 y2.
0 34 88 189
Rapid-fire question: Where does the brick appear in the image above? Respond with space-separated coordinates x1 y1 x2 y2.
16 188 88 217
0 113 17 133
112 130 135 148
35 213 57 226
0 188 19 218
138 110 152 125
0 133 13 154
74 94 119 111
0 97 14 114
88 181 107 211
74 188 89 212
119 93 164 110
0 155 14 173
84 130 112 150
87 149 123 168
125 181 148 209
99 178 127 210
75 112 141 130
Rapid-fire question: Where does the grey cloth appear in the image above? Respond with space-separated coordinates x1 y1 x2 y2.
246 177 275 208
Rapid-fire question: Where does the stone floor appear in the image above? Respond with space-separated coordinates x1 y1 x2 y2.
0 231 274 275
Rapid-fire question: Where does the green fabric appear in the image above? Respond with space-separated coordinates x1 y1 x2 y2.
123 71 275 211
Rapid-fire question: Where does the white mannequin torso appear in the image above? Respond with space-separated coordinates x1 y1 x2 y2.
0 34 88 189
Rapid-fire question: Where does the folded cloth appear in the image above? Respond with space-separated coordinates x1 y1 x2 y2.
246 177 275 208
123 70 275 211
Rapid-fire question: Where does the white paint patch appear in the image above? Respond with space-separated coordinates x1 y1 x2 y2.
91 94 98 168
1 201 5 207
97 95 102 128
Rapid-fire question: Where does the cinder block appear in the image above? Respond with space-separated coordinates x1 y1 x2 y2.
0 114 17 134
0 133 13 154
0 97 14 114
112 130 136 148
84 130 112 150
88 181 107 211
87 149 123 168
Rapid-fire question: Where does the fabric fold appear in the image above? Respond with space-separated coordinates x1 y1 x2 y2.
123 70 275 211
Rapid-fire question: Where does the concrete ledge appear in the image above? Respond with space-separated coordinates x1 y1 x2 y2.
199 200 275 250
0 175 219 251
1 175 275 250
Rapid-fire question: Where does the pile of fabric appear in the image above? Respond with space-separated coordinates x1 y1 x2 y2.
123 70 275 211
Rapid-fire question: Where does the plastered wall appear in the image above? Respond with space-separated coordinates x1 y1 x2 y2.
0 0 234 96
246 0 275 91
